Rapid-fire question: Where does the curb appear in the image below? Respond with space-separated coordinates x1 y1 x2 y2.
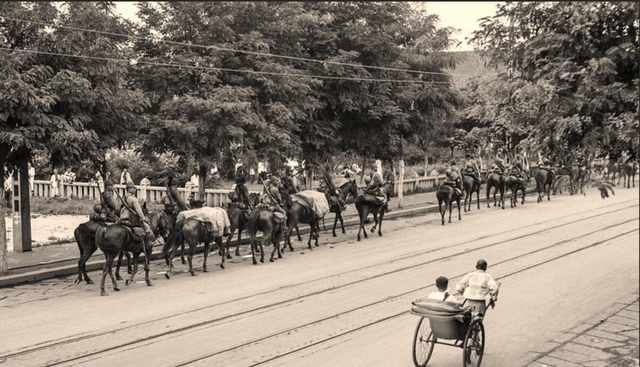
0 186 541 288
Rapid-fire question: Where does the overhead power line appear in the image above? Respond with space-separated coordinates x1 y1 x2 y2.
0 15 460 78
0 47 454 84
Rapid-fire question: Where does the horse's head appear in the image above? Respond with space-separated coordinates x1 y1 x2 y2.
340 180 359 204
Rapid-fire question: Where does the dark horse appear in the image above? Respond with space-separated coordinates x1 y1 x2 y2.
621 161 638 188
224 192 260 258
328 180 359 237
436 184 462 225
95 225 153 296
355 182 393 241
246 209 284 264
569 165 588 196
504 175 528 208
535 168 554 203
73 220 132 285
462 174 481 212
163 216 226 278
485 172 505 209
604 161 620 182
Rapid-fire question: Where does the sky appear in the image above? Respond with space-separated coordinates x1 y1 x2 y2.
113 1 504 52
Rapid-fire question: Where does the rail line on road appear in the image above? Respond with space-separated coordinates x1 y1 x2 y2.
7 198 635 367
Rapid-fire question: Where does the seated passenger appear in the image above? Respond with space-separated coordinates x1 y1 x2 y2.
427 276 460 304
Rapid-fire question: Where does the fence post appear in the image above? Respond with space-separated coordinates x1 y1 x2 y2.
140 178 150 203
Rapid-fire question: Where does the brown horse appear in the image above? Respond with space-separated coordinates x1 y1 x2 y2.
621 161 638 188
73 220 132 285
246 209 284 264
535 168 554 203
355 182 393 241
569 165 587 196
224 192 260 258
95 225 153 296
283 199 321 251
604 161 620 182
163 217 226 278
504 175 528 208
436 184 462 225
485 172 504 209
462 174 481 212
328 180 359 237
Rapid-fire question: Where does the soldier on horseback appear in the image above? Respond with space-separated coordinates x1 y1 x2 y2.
281 167 298 195
119 182 160 247
462 154 482 189
364 162 391 213
91 179 120 223
259 175 288 230
443 169 463 197
538 158 556 177
509 162 527 182
319 165 346 212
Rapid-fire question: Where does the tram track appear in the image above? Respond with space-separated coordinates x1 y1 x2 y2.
5 200 634 367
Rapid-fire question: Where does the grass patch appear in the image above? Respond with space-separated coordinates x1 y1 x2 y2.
28 196 164 216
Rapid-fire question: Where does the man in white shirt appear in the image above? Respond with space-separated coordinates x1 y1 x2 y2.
28 163 35 194
456 259 500 316
427 276 459 304
50 169 61 197
120 168 132 185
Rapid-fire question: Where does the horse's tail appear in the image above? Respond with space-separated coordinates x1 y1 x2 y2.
163 218 184 257
247 209 262 240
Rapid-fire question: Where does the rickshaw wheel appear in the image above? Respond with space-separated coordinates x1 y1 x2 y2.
462 319 485 367
413 317 435 367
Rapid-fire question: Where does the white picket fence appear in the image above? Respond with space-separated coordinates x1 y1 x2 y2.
32 170 489 206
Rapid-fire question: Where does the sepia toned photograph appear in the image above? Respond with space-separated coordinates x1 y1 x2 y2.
1 2 638 366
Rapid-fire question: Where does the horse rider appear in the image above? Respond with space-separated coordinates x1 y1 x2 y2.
462 154 482 189
281 167 299 196
364 162 391 213
319 165 346 212
509 162 527 182
165 175 190 212
443 169 463 197
492 157 506 175
341 164 355 179
91 179 120 223
119 182 160 247
450 161 460 174
260 175 288 230
538 158 556 177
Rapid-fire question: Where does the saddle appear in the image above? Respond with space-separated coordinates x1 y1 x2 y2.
117 222 146 242
256 203 286 223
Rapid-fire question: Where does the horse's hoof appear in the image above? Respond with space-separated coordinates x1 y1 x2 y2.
315 243 320 247
235 251 241 257
253 260 257 265
270 258 275 262
164 273 170 279
441 222 445 226
203 267 209 273
86 280 94 285
357 237 361 241
260 259 264 263
342 230 346 234
128 269 133 275
190 271 197 276
74 278 81 285
181 260 187 265
278 254 283 259
146 280 153 286
332 233 337 237
101 291 108 296
378 232 382 237
116 275 123 281
370 228 375 233
114 287 120 292
125 280 131 286
226 254 232 259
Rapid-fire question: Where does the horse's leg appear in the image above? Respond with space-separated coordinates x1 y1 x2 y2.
370 212 378 233
285 221 295 252
77 241 97 285
74 233 86 285
107 256 119 293
203 241 211 273
259 236 266 263
187 238 197 276
476 187 481 209
115 251 125 281
100 253 115 296
250 236 258 265
180 241 186 264
225 229 234 259
125 253 140 286
457 198 462 221
332 214 338 237
378 212 383 236
339 211 346 234
438 199 445 225
486 185 492 208
296 225 302 242
448 200 453 223
357 210 364 241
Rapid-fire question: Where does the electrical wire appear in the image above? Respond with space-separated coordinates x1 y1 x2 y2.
0 46 454 84
0 15 460 78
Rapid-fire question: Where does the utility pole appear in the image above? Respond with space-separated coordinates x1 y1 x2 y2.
12 158 32 253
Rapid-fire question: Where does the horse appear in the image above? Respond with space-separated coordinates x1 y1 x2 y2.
504 175 528 208
282 189 340 251
224 192 260 258
163 210 228 278
462 173 481 212
485 172 504 209
604 161 620 182
246 208 284 264
355 182 393 241
73 220 132 285
535 168 554 203
95 224 153 296
569 165 587 196
621 161 638 188
435 184 462 225
328 180 359 237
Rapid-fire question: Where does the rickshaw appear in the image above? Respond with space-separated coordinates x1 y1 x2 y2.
410 292 498 367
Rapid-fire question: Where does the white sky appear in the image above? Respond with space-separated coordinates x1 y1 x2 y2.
113 1 503 52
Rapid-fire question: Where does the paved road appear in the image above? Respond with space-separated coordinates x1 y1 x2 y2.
0 186 638 367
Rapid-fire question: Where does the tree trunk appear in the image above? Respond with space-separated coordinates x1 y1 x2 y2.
398 159 404 209
0 153 8 274
198 163 207 203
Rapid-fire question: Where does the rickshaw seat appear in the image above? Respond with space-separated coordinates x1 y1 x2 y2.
411 298 474 340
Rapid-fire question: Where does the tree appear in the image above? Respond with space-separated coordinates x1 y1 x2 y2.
470 2 639 161
0 2 147 273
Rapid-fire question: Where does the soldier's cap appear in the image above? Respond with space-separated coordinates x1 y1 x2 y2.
435 276 449 290
104 179 114 187
126 182 135 189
